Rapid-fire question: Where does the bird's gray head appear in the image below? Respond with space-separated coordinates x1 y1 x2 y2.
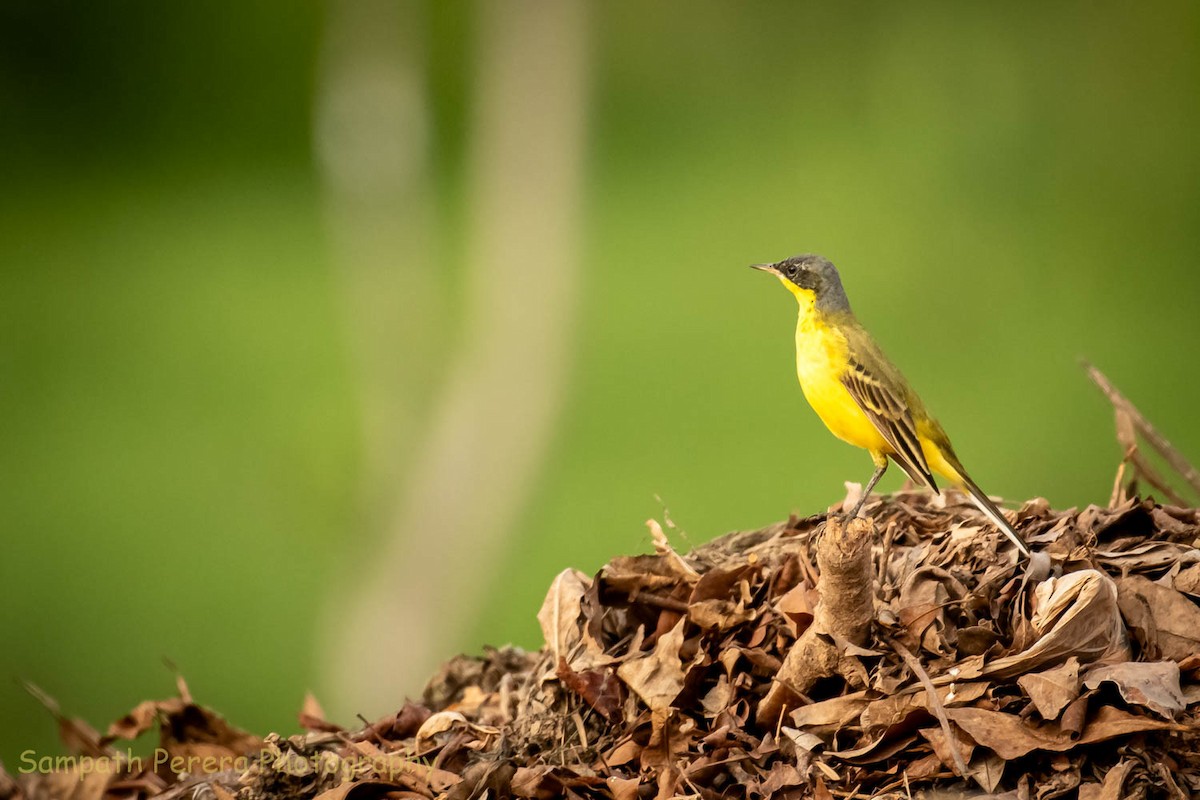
750 253 851 314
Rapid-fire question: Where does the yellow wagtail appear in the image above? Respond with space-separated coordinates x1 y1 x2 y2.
751 254 1030 556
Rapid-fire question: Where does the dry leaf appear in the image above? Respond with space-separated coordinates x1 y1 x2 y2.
947 704 1181 760
311 781 400 800
349 740 461 794
537 569 591 665
1171 561 1200 595
15 489 1200 800
919 724 975 776
209 783 237 800
555 658 624 723
1095 541 1199 572
103 688 262 771
965 750 1006 793
700 674 733 717
603 738 642 768
647 518 701 580
1117 575 1200 662
982 570 1130 678
1077 760 1137 800
898 566 958 655
616 619 687 713
640 709 693 770
1017 658 1080 719
415 711 469 749
788 693 870 734
759 760 806 794
860 682 987 735
773 580 816 638
1071 703 1182 747
606 776 640 800
778 726 823 754
687 598 754 630
106 700 175 742
1082 660 1186 718
509 765 552 798
945 707 1076 760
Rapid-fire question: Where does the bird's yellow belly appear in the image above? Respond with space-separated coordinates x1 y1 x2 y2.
795 324 889 453
800 376 889 452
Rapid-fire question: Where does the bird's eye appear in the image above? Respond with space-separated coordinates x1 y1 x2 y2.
785 265 798 277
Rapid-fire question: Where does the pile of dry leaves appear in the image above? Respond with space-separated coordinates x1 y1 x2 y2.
5 486 1200 800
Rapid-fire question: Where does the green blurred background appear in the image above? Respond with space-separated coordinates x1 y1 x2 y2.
3 0 1200 765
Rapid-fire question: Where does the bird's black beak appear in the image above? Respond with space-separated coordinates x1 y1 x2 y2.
749 262 780 276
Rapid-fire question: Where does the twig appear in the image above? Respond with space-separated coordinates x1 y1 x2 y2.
21 680 113 758
1113 404 1189 506
624 589 690 613
1108 456 1128 508
648 518 702 579
1126 442 1188 506
1085 361 1200 499
152 770 243 800
884 636 968 778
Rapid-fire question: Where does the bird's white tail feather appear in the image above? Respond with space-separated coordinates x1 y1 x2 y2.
961 480 1031 556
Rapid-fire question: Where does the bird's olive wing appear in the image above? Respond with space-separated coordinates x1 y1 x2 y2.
841 359 938 490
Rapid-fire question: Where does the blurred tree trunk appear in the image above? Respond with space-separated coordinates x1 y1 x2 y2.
315 0 441 487
316 0 589 717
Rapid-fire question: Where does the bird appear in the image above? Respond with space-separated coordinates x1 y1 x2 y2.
750 253 1030 557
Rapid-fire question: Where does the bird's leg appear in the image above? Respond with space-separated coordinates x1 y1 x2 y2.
848 458 888 519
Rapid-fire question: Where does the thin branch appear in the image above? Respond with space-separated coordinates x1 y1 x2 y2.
1114 406 1189 506
1085 361 1200 498
1126 445 1189 507
1108 453 1128 508
885 636 969 778
622 589 690 614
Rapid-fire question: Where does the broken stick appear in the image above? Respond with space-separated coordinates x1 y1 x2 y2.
756 515 875 727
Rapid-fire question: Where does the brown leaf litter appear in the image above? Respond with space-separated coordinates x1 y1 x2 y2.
5 359 1199 800
5 488 1200 800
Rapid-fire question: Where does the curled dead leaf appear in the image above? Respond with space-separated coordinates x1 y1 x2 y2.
1083 660 1186 718
537 569 591 667
1117 575 1200 662
982 570 1129 679
947 704 1182 761
615 619 687 713
555 658 624 723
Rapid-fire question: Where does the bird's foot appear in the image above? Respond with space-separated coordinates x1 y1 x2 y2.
844 497 871 522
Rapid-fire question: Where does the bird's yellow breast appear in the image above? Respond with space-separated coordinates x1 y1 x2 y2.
788 285 888 453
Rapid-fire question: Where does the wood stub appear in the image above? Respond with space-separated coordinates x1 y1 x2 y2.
756 516 876 727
